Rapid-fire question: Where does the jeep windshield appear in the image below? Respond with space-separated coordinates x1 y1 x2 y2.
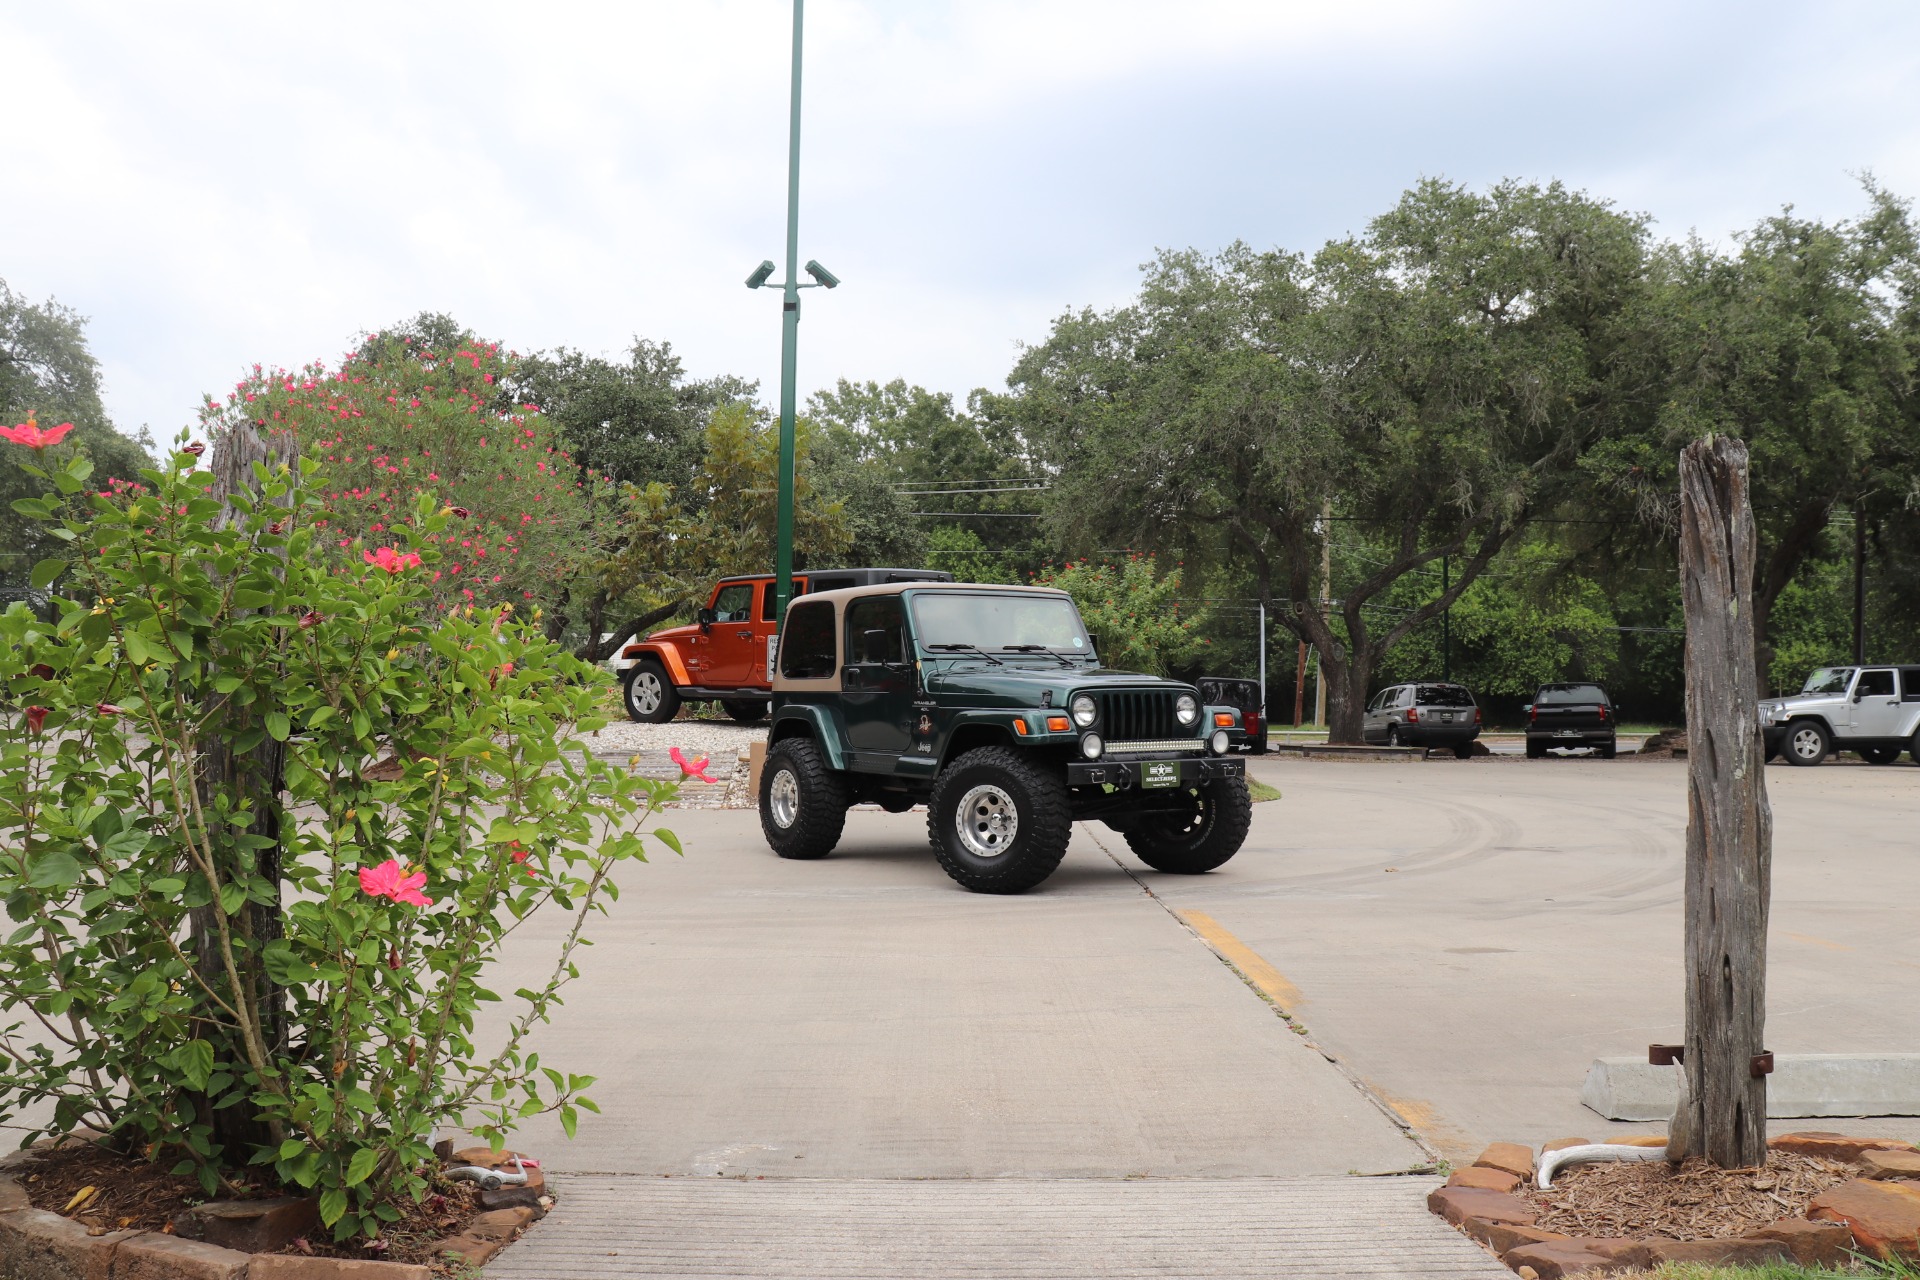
908 592 1091 658
1801 667 1855 695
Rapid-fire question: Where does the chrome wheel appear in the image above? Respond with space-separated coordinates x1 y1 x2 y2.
1790 725 1826 763
627 670 664 717
955 784 1019 859
768 768 800 829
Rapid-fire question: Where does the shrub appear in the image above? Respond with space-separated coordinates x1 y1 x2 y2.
0 431 679 1240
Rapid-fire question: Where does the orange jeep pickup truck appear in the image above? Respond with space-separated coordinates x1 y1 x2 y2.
613 568 952 722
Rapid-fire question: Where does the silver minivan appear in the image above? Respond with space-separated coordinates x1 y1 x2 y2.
1362 682 1482 757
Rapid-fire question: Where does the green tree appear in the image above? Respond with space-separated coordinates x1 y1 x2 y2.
0 279 153 587
1008 180 1654 741
1596 185 1918 691
1034 555 1208 676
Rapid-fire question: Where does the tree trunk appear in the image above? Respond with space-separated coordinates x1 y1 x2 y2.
574 596 691 662
186 425 299 1158
1327 649 1369 744
1677 435 1773 1168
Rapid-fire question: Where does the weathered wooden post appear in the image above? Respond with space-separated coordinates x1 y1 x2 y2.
1676 434 1773 1167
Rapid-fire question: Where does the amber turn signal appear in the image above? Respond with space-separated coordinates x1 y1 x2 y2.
1046 716 1072 732
1213 712 1236 727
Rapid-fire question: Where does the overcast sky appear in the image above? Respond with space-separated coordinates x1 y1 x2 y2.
6 1 1919 442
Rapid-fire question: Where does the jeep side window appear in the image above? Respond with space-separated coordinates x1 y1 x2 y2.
712 584 754 624
779 601 837 679
844 595 906 665
1856 669 1895 698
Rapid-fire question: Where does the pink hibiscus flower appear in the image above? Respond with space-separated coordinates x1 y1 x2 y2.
357 858 433 906
669 746 716 784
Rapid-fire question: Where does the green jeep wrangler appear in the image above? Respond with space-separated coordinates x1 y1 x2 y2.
758 582 1252 893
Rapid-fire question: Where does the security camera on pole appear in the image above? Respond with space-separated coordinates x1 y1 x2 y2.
745 0 841 628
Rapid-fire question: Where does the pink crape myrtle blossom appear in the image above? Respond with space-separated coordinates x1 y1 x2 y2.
363 546 422 574
357 858 433 906
669 746 716 784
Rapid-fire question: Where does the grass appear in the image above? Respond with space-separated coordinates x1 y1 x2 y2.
1247 778 1282 803
1643 1257 1920 1279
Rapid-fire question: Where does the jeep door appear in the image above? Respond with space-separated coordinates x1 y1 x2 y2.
702 582 760 687
841 594 914 758
1848 668 1903 739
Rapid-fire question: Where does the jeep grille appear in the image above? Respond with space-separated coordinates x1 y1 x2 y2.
1095 690 1187 741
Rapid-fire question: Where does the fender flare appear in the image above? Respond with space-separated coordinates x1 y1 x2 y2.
938 710 1032 768
769 704 848 771
622 642 691 688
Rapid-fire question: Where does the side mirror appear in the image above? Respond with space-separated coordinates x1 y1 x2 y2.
696 607 716 630
1852 691 1864 703
862 629 889 664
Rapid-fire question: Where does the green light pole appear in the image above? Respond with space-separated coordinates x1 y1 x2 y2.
746 0 839 624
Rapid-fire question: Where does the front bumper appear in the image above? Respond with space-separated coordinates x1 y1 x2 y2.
1068 754 1246 790
1762 724 1787 751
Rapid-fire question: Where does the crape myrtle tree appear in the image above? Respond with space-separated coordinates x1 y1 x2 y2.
1008 180 1654 741
199 331 613 625
1590 185 1918 692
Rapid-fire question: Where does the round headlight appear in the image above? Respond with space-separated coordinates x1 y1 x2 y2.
1081 732 1104 759
1208 729 1230 755
1176 694 1199 725
1070 694 1097 727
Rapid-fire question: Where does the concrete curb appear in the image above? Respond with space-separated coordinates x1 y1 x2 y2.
1582 1054 1920 1121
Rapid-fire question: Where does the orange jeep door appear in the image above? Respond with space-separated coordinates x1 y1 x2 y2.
702 582 760 687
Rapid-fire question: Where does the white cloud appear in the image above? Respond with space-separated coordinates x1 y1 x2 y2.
3 0 1917 439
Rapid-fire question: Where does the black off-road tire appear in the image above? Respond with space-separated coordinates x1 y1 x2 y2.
724 699 770 724
1784 720 1830 767
759 738 849 860
1452 743 1473 760
1525 739 1547 759
1124 775 1253 875
623 660 681 724
1911 733 1920 767
1858 745 1901 765
926 747 1072 894
1598 741 1617 760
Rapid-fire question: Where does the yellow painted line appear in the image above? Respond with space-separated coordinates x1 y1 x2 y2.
1783 931 1854 952
1175 910 1307 1013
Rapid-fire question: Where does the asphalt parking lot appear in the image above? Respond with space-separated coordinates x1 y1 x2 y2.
489 751 1920 1173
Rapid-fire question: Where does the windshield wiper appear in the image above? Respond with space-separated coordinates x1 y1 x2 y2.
1002 644 1075 668
925 643 1003 665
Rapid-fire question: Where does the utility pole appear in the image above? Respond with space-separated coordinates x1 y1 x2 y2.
1313 501 1331 727
745 0 840 624
1442 555 1451 681
1853 506 1867 664
1257 601 1267 723
1293 639 1307 726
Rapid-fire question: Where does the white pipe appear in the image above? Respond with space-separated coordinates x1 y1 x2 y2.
1536 1143 1669 1189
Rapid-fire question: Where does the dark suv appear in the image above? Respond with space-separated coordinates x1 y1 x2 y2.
1361 683 1481 757
756 582 1251 894
1525 683 1617 758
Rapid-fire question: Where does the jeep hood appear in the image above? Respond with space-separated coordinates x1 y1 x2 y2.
924 662 1193 703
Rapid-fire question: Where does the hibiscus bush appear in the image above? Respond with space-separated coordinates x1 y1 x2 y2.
0 428 679 1240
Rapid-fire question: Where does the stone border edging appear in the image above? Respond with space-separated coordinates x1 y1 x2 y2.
0 1140 546 1278
1427 1131 1920 1278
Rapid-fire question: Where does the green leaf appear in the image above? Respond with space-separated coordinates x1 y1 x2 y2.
10 497 53 519
212 675 243 693
278 1138 306 1161
29 558 65 590
148 877 186 896
124 630 150 665
176 1039 214 1091
218 881 247 917
26 850 84 891
318 1186 347 1227
262 940 316 985
264 712 290 742
101 828 150 861
344 1146 380 1187
67 456 93 483
560 1104 578 1139
653 828 683 856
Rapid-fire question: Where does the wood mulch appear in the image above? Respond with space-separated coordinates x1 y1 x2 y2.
1520 1151 1853 1241
13 1140 502 1274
